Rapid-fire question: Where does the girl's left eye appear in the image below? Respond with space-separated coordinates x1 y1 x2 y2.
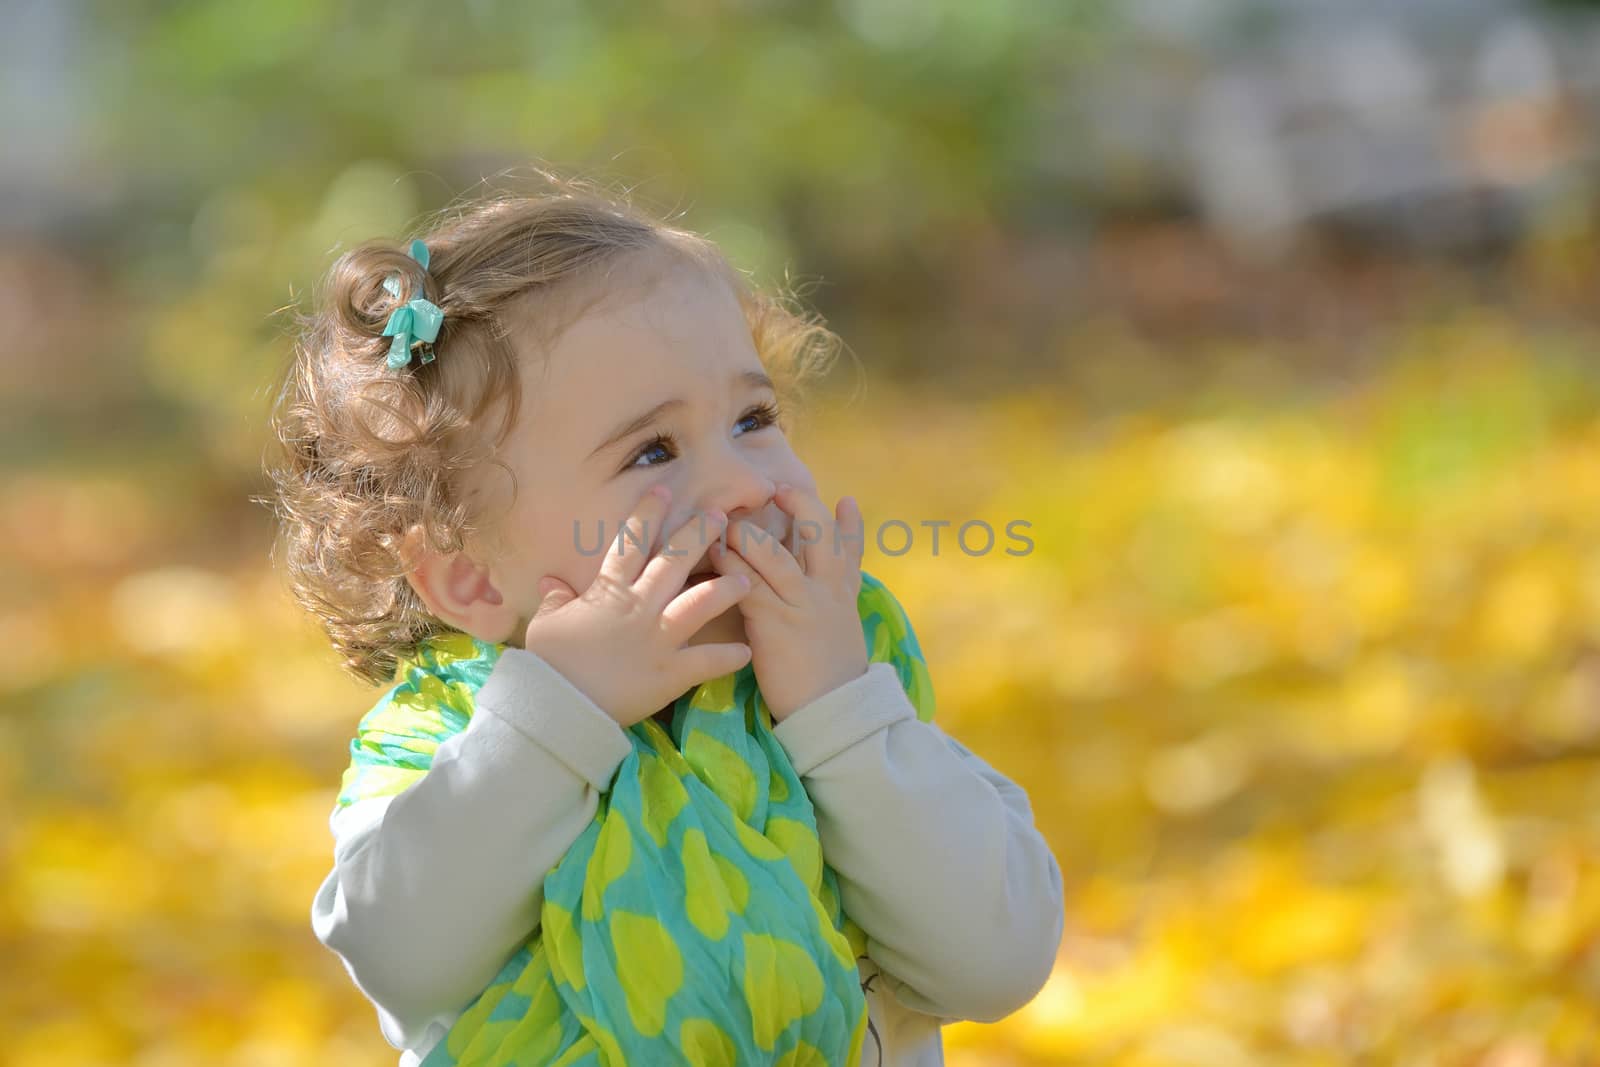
735 400 782 436
624 400 783 471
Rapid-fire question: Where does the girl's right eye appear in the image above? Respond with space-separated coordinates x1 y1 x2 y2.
625 432 677 471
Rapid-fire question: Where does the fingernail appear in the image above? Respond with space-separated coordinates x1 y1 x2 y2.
776 482 791 494
651 484 670 500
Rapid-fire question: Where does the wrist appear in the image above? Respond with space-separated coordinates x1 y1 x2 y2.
768 662 915 776
768 662 870 724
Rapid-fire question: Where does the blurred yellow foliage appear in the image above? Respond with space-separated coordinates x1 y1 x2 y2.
7 334 1600 1064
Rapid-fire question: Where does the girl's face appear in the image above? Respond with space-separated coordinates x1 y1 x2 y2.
463 254 819 650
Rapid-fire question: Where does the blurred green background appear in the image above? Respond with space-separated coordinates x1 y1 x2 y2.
8 0 1600 1063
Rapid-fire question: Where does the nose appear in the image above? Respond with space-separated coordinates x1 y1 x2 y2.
670 455 776 553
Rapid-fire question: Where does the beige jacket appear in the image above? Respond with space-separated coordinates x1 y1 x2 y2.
310 646 1065 1066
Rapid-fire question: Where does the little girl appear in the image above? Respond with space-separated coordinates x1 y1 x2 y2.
270 172 1064 1066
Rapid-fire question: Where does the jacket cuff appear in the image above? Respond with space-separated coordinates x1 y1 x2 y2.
771 661 915 777
473 646 634 791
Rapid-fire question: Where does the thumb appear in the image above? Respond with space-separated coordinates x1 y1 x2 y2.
534 576 577 617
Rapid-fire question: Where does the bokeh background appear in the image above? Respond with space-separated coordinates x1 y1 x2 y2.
7 0 1600 1063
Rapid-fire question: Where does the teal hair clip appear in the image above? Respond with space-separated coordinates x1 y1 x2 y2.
381 239 444 370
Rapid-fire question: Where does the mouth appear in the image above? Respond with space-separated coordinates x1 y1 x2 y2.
681 520 787 586
685 549 717 586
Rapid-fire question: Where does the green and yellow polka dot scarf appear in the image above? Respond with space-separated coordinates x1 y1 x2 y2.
335 569 936 1066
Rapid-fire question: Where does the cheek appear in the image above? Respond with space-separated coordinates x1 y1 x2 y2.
568 494 655 586
565 515 620 587
516 503 614 593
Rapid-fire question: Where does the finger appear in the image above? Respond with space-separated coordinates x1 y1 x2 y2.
601 484 672 586
640 506 728 605
836 495 866 575
668 642 752 692
707 532 780 610
661 572 750 641
773 482 835 578
721 518 804 605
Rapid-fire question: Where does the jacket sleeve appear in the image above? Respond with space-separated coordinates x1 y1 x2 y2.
771 661 1066 1025
308 646 634 1042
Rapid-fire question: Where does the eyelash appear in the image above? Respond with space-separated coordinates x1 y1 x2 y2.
624 400 783 471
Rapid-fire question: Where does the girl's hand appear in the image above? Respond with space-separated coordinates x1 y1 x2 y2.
524 485 754 728
708 483 868 722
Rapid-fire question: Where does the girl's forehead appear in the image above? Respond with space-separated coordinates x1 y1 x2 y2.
510 256 744 363
542 269 752 382
506 265 759 445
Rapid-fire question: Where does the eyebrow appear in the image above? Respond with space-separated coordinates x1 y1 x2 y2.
587 369 776 462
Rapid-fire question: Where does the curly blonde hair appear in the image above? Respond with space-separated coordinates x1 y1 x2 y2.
262 170 849 688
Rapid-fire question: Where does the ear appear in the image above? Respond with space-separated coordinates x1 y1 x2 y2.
400 524 518 644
